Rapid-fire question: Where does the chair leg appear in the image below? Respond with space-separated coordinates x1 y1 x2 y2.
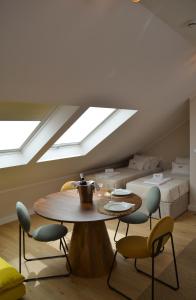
60 237 68 252
22 230 28 261
149 215 152 230
19 229 71 282
62 237 69 252
170 234 180 289
107 251 133 300
19 225 22 273
22 231 66 262
114 220 120 242
125 224 129 237
158 207 161 219
61 238 72 274
24 238 71 282
59 221 64 251
134 236 179 292
151 256 155 300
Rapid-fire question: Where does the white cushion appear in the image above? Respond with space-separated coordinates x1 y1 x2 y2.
171 162 189 175
147 157 160 170
175 157 189 165
128 155 159 171
128 158 138 169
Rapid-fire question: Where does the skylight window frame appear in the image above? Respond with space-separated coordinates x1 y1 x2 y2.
0 120 42 154
52 107 117 148
38 108 138 163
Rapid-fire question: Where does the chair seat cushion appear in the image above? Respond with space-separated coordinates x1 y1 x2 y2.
116 236 149 258
120 211 149 224
0 283 25 300
32 224 68 242
0 258 25 292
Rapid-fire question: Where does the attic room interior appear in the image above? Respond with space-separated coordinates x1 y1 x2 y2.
0 0 196 299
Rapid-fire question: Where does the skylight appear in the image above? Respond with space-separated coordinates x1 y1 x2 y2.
54 107 116 145
0 121 40 151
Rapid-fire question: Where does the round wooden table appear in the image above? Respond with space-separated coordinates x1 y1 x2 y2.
34 190 142 277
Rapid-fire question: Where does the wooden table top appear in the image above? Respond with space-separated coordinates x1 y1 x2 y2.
34 190 142 223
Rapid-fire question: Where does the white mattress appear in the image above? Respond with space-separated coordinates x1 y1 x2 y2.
126 170 189 203
87 167 162 189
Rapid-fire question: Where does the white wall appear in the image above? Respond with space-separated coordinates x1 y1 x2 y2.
144 121 189 169
0 101 189 223
189 98 196 211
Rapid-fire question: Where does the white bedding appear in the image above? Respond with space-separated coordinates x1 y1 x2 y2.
86 167 162 189
126 170 189 203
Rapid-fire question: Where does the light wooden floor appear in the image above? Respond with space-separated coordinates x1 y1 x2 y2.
1 211 196 300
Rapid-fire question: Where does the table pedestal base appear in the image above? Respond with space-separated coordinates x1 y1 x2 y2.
69 221 114 277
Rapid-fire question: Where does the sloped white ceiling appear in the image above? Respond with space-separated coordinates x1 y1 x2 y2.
0 0 195 180
143 0 196 46
0 0 195 107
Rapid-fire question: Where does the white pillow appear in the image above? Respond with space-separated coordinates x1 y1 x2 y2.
171 161 189 175
128 155 148 170
128 157 147 170
134 155 159 170
128 158 138 169
128 155 159 171
147 157 160 170
175 157 189 165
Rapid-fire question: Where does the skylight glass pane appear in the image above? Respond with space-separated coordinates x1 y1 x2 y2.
55 107 116 145
0 121 40 151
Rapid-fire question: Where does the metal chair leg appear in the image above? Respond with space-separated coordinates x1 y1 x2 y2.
158 207 161 219
107 251 133 300
19 225 22 273
152 251 155 300
134 235 179 293
22 230 28 261
59 221 64 251
61 238 72 273
62 237 69 252
114 220 120 242
149 215 152 230
170 234 180 289
125 224 129 237
19 229 72 282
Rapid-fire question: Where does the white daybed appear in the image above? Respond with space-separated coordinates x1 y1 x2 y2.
87 166 162 189
126 170 189 218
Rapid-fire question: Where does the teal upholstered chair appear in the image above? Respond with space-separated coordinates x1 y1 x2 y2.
114 186 161 241
16 201 71 281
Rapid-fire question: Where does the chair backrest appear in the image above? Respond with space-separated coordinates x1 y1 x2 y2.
145 186 161 215
16 201 31 233
60 181 76 192
147 216 174 255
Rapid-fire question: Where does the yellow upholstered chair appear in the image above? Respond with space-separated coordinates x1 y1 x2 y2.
107 216 179 300
0 257 25 300
60 181 76 192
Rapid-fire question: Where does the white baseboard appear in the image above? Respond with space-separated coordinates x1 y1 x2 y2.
0 213 18 226
188 203 196 212
0 209 34 226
